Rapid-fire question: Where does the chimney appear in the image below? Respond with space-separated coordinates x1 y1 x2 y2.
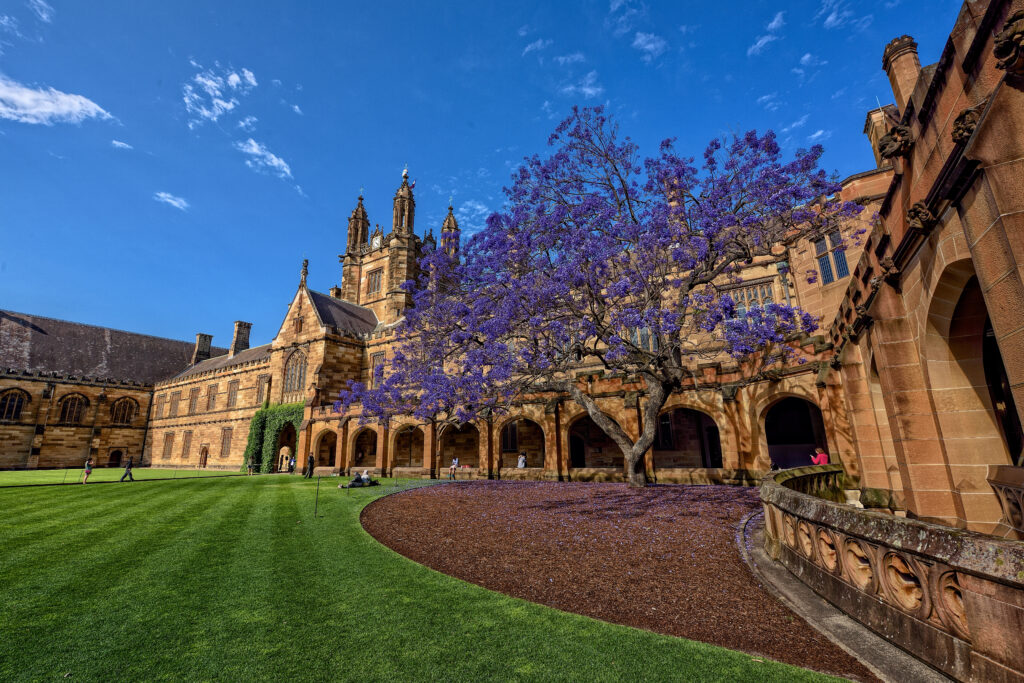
230 321 252 357
863 104 900 168
191 333 213 365
882 35 920 115
329 285 342 298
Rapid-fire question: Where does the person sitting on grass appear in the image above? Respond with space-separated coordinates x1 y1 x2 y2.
82 457 93 484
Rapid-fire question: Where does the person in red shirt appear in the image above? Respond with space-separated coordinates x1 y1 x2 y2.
810 447 829 466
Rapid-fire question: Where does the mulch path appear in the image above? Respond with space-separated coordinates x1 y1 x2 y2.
362 481 876 681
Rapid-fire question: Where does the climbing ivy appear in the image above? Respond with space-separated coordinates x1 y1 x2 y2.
241 402 304 473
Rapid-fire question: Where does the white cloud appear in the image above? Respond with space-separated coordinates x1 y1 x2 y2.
1 15 21 36
554 52 585 66
237 115 257 132
815 0 870 31
831 88 846 100
27 0 53 23
455 199 491 234
110 139 133 149
747 33 779 56
632 32 667 63
807 129 832 142
679 24 696 35
522 38 552 56
606 0 644 37
560 71 604 99
541 100 556 119
781 114 808 133
0 74 112 125
800 53 824 67
766 11 785 32
182 61 257 129
291 104 302 115
234 138 292 179
517 24 530 37
154 192 189 211
756 92 780 112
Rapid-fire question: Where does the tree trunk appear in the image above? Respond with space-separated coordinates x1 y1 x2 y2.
626 447 648 487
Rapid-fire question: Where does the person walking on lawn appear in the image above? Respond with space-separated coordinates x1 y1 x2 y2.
82 457 93 484
120 456 135 482
305 454 315 479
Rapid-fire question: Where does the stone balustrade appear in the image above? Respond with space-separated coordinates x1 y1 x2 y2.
989 465 1024 540
761 466 1024 681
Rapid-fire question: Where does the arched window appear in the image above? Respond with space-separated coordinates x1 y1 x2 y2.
110 397 138 425
284 350 307 394
58 394 88 424
0 389 29 421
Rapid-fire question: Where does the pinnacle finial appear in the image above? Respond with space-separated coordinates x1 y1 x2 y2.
448 195 454 209
402 165 409 179
359 185 364 199
300 258 309 286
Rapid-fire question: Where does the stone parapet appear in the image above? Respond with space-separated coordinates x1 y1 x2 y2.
761 466 1024 681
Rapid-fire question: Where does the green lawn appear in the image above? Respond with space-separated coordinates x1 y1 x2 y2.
0 467 240 487
0 476 838 682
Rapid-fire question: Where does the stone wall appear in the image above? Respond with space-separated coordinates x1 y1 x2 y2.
761 466 1024 681
0 370 152 469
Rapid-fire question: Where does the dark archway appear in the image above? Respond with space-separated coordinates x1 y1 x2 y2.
764 397 827 469
569 435 585 468
439 423 480 469
277 422 297 472
654 408 722 468
108 450 123 467
499 418 545 468
352 429 378 469
984 317 1024 467
316 431 337 468
568 415 623 468
199 446 209 469
393 426 424 468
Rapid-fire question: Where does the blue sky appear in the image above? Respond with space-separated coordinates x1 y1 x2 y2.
2 0 961 348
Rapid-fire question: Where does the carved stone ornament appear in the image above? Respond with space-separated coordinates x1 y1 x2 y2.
906 202 937 234
994 9 1024 74
870 275 883 292
829 355 842 370
951 100 987 145
878 124 913 159
855 304 868 318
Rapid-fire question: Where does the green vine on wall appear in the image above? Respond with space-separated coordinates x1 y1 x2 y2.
242 402 304 473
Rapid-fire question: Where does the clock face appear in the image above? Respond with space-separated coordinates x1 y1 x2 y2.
371 235 382 249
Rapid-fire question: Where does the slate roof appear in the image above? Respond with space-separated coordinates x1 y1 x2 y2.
0 310 226 385
173 343 272 379
308 290 379 336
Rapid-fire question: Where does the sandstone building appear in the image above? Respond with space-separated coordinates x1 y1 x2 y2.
1 1 1022 547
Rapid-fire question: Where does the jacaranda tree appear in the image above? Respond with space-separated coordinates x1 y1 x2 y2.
342 106 861 486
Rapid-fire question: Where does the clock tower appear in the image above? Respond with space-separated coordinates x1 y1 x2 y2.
337 169 425 325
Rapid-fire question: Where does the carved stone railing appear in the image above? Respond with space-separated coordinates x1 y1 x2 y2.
761 466 1024 681
989 465 1024 539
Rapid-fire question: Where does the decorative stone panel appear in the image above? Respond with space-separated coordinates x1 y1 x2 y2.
761 466 1024 681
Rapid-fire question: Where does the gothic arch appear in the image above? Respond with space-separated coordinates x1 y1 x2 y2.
0 388 30 421
390 423 425 468
57 393 89 424
348 426 378 470
496 416 546 468
109 397 139 425
653 406 723 469
313 428 338 468
759 394 829 469
566 412 624 469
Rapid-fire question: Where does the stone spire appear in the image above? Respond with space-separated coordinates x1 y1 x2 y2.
392 167 415 234
346 193 370 254
300 258 308 287
441 200 460 256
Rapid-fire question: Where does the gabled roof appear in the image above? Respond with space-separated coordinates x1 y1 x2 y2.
307 290 379 337
172 343 272 380
0 310 225 385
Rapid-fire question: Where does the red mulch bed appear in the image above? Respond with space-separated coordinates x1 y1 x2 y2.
362 481 876 681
